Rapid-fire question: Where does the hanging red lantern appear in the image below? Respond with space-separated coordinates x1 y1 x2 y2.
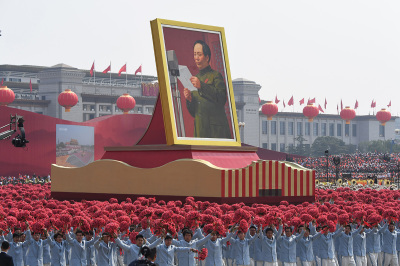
261 101 278 120
303 104 319 122
340 106 356 124
58 89 78 112
117 93 136 114
0 86 15 106
376 108 391 126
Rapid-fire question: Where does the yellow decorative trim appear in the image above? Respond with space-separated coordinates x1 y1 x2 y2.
150 18 241 147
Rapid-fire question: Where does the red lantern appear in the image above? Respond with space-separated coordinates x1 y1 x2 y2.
0 86 15 106
376 108 391 126
340 106 356 124
117 93 136 114
261 101 278 120
303 104 319 122
58 89 78 112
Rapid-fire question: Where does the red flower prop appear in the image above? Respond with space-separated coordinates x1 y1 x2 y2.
316 215 328 226
338 214 350 225
300 214 313 224
366 214 382 227
119 221 130 232
233 209 251 224
104 222 120 236
195 248 208 261
383 209 398 222
238 219 249 233
202 214 216 225
92 218 106 230
6 216 17 228
31 221 45 234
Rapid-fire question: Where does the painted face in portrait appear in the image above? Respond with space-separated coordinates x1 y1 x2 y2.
194 43 209 70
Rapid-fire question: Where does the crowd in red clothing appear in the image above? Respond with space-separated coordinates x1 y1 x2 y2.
0 174 50 185
294 152 400 180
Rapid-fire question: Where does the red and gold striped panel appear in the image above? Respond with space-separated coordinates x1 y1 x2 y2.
221 160 315 198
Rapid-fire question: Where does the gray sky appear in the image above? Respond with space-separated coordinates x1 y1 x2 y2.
1 0 399 116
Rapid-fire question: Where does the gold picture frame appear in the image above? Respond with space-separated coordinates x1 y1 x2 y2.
150 18 241 146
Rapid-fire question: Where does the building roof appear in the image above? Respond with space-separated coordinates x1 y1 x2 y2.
50 63 76 69
232 78 256 84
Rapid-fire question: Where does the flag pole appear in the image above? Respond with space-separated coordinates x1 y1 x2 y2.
110 61 112 86
94 60 96 85
140 64 143 84
125 62 128 87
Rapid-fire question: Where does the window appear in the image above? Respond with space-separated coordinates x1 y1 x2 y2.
271 121 277 135
313 123 319 136
345 124 350 136
288 143 294 151
297 122 303 135
262 121 268 134
9 78 21 82
352 124 357 137
137 107 142 113
271 143 277 151
280 143 285 152
321 123 327 136
305 122 311 136
379 125 385 137
329 123 335 136
337 124 342 137
280 121 286 135
262 143 268 149
288 122 294 135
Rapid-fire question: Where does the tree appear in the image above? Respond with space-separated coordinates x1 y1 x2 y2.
311 136 348 156
288 135 311 156
358 140 400 153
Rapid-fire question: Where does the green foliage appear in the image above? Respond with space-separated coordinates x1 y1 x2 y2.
287 137 400 157
56 142 66 149
288 135 311 156
358 140 400 153
311 136 349 156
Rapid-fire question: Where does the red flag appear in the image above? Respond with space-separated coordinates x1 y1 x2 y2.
288 96 294 106
299 98 304 105
90 62 95 77
388 101 391 108
355 100 359 109
29 79 32 92
259 97 261 103
340 99 343 111
275 95 280 104
318 104 324 113
0 78 3 86
102 64 111 74
118 64 127 76
324 98 327 109
135 65 142 75
309 98 316 104
371 100 376 108
283 100 286 108
337 104 339 113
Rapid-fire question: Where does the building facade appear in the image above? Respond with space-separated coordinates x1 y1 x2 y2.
231 78 398 151
1 64 397 150
0 64 157 122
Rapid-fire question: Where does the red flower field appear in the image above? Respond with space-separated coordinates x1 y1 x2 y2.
1 183 399 237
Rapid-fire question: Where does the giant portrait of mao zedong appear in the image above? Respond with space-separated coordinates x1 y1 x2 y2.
151 19 241 147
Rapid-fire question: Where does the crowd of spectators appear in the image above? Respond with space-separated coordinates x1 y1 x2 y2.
0 174 50 185
294 152 400 180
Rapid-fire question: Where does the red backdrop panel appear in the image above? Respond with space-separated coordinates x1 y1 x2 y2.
0 106 151 176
